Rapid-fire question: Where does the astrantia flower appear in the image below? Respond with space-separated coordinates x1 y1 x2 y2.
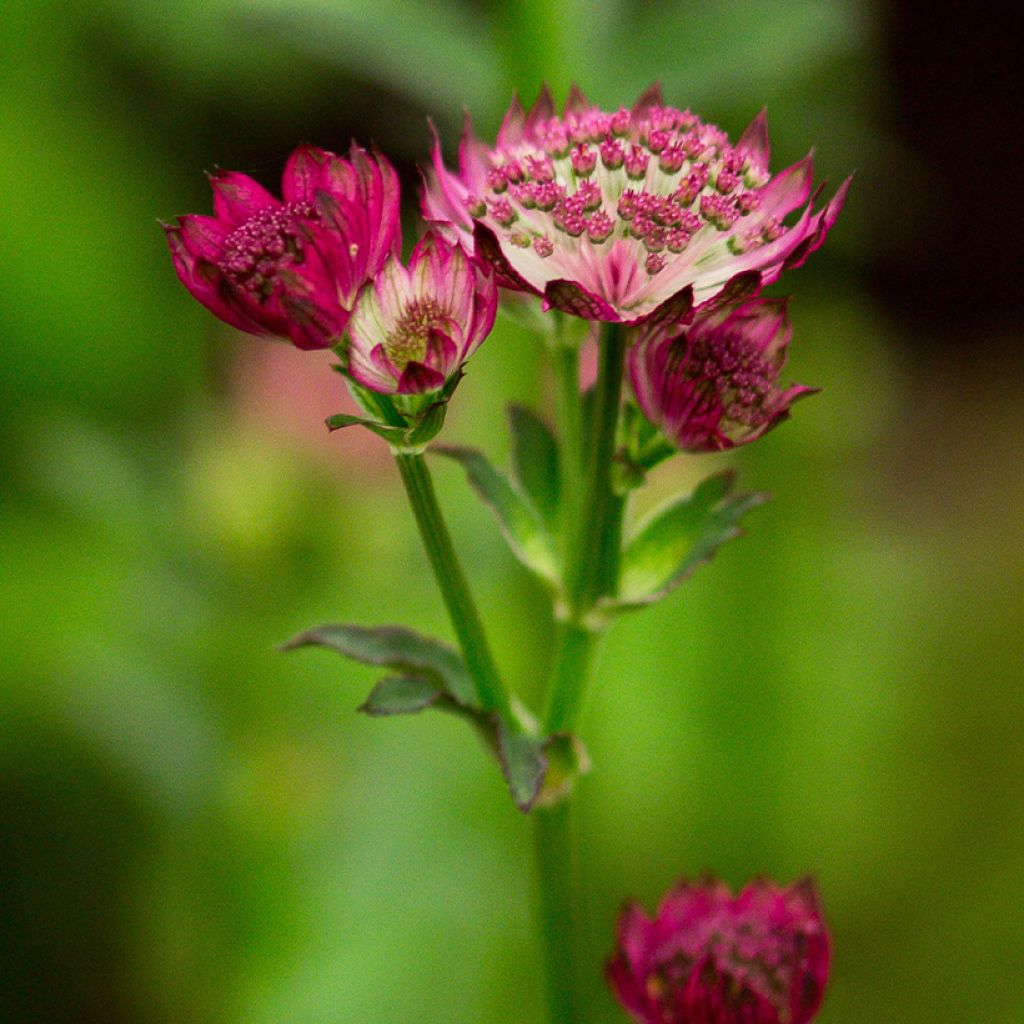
423 85 848 325
607 877 830 1024
165 144 400 349
344 232 497 394
628 295 815 451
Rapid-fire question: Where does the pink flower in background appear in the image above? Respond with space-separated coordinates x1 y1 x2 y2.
628 296 815 451
423 85 848 325
607 877 830 1024
344 232 497 394
165 144 400 349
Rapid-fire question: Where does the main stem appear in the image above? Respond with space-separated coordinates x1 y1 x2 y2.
571 321 627 612
533 320 629 1024
394 451 513 722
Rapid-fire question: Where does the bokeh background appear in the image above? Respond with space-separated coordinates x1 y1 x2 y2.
2 1 1021 1021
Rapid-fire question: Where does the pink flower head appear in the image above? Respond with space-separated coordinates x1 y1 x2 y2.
607 877 830 1024
165 143 401 349
628 295 816 452
422 85 849 326
344 232 497 395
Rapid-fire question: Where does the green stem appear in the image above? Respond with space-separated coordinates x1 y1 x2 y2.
552 332 584 576
533 801 582 1024
572 321 627 610
543 619 598 735
530 322 628 1022
394 451 513 723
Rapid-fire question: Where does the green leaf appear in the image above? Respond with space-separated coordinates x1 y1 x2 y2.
497 724 547 813
614 472 768 609
508 405 560 530
359 674 446 716
324 413 407 445
433 445 560 585
280 623 477 709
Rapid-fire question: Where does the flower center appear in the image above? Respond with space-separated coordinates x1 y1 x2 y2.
468 104 772 277
385 298 448 371
219 201 317 297
653 910 801 1014
674 327 779 430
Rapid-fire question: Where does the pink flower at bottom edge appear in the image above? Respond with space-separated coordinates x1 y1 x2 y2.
343 232 498 395
607 876 830 1024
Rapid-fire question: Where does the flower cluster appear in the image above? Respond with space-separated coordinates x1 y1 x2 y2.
166 143 494 398
607 876 830 1024
166 83 846 445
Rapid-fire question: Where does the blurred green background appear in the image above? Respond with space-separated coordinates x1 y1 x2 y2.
2 1 1021 1021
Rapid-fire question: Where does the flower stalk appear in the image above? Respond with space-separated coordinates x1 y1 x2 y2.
394 451 514 722
534 801 584 1024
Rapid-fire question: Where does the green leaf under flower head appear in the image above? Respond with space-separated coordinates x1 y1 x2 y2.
508 404 561 532
433 445 560 585
612 471 768 610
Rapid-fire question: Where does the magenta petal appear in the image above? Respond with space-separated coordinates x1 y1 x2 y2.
782 175 852 271
524 84 556 134
472 221 539 293
209 170 278 225
164 223 263 334
757 154 814 218
630 285 693 329
174 214 229 262
738 107 771 171
496 93 527 149
543 279 619 321
426 327 458 369
631 81 664 117
693 270 763 320
397 360 446 394
282 144 327 203
563 82 591 115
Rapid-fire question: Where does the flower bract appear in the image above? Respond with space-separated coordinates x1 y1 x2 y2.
165 144 400 349
423 85 848 326
607 876 830 1024
344 232 497 394
628 295 815 451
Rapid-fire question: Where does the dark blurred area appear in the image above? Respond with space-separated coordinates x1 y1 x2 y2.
1 2 1021 1023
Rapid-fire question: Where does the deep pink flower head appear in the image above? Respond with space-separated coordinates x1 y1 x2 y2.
165 144 400 349
423 85 848 326
628 294 815 452
344 232 497 394
607 877 830 1024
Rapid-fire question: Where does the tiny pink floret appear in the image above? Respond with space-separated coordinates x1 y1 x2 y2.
607 876 830 1024
422 85 849 326
165 143 401 350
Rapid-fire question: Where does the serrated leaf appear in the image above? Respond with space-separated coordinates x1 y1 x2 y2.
508 404 560 530
280 623 477 709
497 724 547 813
433 445 560 584
359 674 446 716
614 472 768 609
